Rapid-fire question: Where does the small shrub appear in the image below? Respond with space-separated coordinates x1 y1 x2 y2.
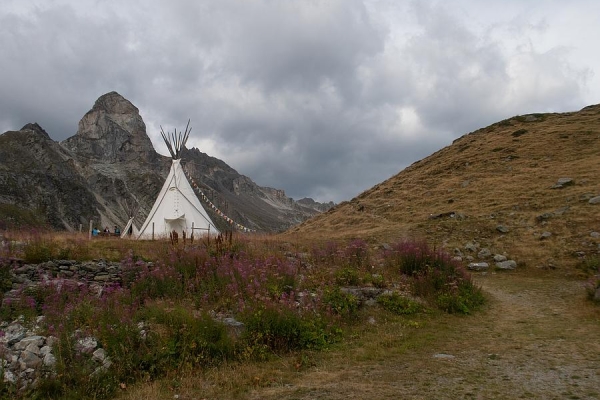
139 305 234 372
334 266 360 286
578 256 600 275
23 240 54 263
240 306 332 356
129 263 183 300
511 129 528 137
435 279 485 314
323 287 359 318
377 293 422 315
367 273 386 288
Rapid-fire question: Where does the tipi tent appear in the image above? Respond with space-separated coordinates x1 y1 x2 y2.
120 216 139 239
137 121 219 239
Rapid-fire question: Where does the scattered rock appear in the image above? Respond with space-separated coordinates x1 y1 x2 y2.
477 248 492 259
340 287 385 304
42 353 56 367
590 196 600 205
591 232 600 239
551 177 574 189
433 353 455 359
464 241 479 252
553 206 570 216
92 348 107 363
19 350 42 369
76 337 98 354
493 254 507 263
540 231 552 240
496 225 510 233
468 262 489 271
495 260 517 270
536 213 553 222
429 211 456 220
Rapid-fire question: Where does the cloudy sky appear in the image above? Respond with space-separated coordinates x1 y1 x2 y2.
1 1 597 203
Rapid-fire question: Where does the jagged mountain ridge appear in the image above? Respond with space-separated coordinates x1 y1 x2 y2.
0 92 332 232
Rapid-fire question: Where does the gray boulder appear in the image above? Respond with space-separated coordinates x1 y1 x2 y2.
551 177 574 189
496 260 517 270
478 248 492 259
468 262 489 271
493 254 507 262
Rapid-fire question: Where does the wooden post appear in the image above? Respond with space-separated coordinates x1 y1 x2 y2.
152 222 154 241
79 223 82 233
88 220 92 240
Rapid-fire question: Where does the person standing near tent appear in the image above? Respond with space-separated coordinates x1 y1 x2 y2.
114 225 120 235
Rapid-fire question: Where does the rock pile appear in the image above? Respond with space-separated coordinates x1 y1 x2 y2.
453 241 518 272
0 318 56 389
1 258 134 389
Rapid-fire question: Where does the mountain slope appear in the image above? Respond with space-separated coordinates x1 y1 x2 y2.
286 105 600 270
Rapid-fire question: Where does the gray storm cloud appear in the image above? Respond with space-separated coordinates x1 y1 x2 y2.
0 0 594 202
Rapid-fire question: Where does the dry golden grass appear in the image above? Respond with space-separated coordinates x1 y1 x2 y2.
285 106 600 273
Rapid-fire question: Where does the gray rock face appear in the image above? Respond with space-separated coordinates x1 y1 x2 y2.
62 92 156 163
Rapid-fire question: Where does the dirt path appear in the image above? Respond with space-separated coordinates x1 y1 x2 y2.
246 273 600 399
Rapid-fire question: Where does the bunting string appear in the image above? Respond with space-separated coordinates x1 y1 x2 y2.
183 166 256 233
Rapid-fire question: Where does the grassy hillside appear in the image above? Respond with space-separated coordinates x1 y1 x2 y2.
286 105 600 272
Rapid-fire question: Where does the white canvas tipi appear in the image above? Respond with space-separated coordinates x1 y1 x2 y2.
137 121 219 239
120 216 139 239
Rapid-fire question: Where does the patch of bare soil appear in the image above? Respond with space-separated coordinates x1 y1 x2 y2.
246 273 600 399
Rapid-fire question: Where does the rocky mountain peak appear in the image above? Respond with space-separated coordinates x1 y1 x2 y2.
20 122 51 139
61 91 157 163
91 91 139 115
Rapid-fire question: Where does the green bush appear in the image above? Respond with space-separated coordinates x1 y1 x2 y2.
435 280 485 314
323 287 360 318
240 306 332 357
334 266 360 286
23 241 54 264
138 305 234 372
377 293 422 315
578 256 600 275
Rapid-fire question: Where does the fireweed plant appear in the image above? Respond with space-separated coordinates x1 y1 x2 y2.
0 234 484 399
